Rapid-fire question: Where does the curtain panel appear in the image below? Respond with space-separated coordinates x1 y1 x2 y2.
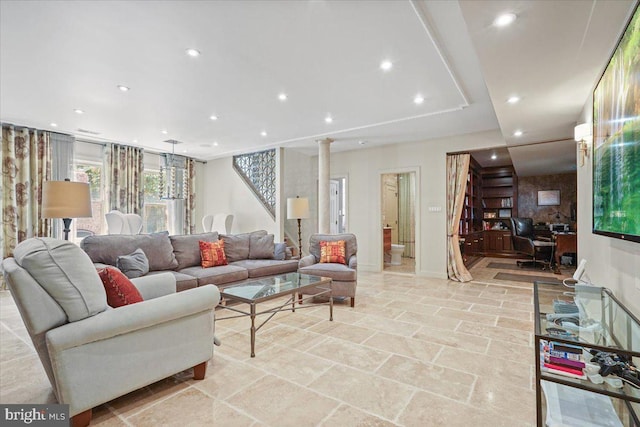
446 153 473 282
1 125 52 259
105 144 144 215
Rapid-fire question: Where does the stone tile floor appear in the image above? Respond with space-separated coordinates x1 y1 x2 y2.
0 258 569 426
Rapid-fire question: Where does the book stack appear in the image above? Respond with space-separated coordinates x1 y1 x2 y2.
540 340 586 379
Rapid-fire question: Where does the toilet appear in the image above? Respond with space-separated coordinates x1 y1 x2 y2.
390 244 405 265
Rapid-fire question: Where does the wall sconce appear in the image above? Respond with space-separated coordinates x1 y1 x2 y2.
574 122 592 167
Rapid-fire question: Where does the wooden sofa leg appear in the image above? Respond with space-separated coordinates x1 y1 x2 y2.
193 361 207 380
350 297 355 308
71 409 92 427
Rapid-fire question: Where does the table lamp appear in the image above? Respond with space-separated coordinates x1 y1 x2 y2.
42 179 92 240
287 196 309 257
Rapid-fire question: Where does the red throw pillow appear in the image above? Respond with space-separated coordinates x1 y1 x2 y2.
319 240 347 265
200 240 228 267
97 267 144 308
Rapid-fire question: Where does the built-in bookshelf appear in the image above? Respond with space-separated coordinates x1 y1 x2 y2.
481 166 518 228
459 158 482 236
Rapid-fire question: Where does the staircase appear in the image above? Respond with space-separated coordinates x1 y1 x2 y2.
232 149 276 219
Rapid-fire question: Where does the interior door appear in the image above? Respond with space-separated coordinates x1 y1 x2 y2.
329 180 339 234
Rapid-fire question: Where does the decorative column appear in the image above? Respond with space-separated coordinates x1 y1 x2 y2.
317 138 334 233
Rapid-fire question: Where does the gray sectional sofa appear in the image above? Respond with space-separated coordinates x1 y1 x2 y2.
80 230 298 292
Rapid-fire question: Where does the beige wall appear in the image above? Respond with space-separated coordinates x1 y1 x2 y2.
329 129 504 276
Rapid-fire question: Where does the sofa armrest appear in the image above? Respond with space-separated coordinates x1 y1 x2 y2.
46 285 220 352
299 255 316 268
348 255 357 270
131 272 176 300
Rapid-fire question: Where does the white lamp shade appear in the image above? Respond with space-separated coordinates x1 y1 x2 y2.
287 197 310 219
42 181 92 218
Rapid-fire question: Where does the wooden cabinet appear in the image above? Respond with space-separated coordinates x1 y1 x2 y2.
383 228 392 252
464 231 484 255
484 230 513 253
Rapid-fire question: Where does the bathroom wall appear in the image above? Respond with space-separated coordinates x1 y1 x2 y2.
381 174 399 244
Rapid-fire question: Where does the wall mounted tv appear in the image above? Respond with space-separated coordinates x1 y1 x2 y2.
593 4 640 243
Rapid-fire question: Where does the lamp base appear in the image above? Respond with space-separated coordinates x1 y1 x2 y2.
63 218 72 241
297 218 302 258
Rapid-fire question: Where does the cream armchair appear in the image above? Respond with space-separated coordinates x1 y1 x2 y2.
2 238 220 427
298 233 357 307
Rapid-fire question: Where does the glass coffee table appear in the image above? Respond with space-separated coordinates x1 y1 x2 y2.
216 273 333 357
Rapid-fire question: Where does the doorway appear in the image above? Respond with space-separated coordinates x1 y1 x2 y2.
329 177 347 234
381 172 416 273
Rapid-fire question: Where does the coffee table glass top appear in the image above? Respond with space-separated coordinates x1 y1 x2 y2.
220 273 329 302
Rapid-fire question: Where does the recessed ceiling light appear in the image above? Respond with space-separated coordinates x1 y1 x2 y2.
278 93 287 101
513 130 523 137
491 154 497 160
493 13 517 27
185 48 201 57
325 116 333 124
210 115 218 121
507 96 520 104
161 130 168 135
213 142 219 146
117 85 130 92
183 149 188 153
261 131 267 137
380 60 393 71
74 109 84 114
414 94 425 105
50 122 58 127
132 139 138 143
358 140 367 145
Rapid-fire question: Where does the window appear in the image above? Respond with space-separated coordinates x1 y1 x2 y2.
143 171 167 233
73 163 104 242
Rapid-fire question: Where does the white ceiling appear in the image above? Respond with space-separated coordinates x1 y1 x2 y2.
0 0 636 176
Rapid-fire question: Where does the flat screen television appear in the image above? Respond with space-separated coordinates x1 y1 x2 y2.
592 4 640 243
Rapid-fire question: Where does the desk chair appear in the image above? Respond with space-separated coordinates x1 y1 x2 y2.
511 217 555 270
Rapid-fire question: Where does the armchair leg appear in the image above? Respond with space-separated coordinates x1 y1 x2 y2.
193 361 207 380
350 297 355 308
71 409 92 427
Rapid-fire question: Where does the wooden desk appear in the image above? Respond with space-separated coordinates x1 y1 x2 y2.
554 233 577 267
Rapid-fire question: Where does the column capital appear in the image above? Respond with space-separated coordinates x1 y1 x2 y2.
316 138 334 145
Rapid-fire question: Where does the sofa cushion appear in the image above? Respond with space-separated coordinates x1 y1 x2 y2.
231 259 299 278
309 233 357 263
299 263 357 282
115 248 150 278
14 238 108 322
249 233 274 259
179 264 249 286
221 230 267 263
274 243 287 260
146 271 197 292
319 240 346 265
81 232 178 271
97 267 144 307
170 232 218 269
199 240 228 267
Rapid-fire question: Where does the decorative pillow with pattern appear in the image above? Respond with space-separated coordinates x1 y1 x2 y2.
97 267 144 308
319 240 347 265
199 240 228 268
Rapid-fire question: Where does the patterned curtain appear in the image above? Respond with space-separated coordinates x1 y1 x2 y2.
1 125 52 259
184 158 196 234
105 144 143 215
446 153 473 282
